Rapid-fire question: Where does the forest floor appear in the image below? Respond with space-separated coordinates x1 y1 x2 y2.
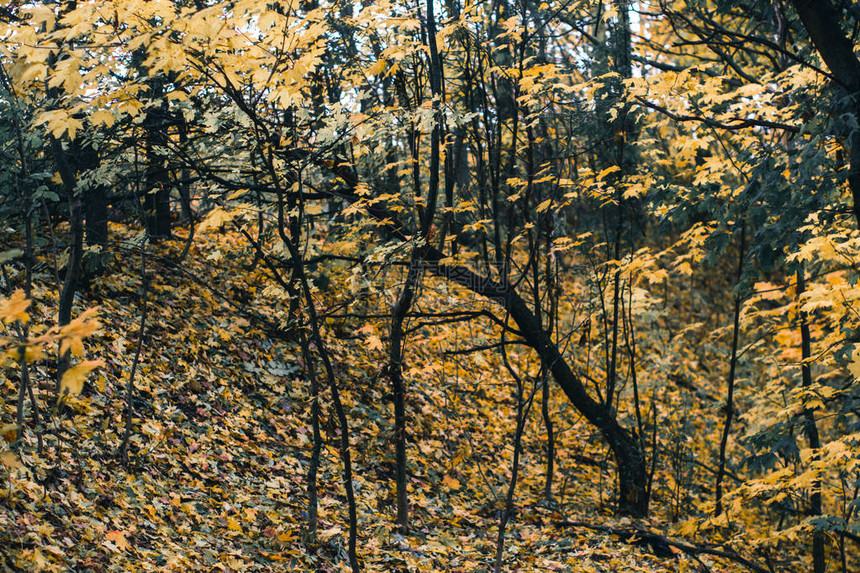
1 223 771 572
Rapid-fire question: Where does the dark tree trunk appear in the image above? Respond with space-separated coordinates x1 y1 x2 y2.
427 251 650 516
84 178 109 248
73 136 108 248
387 265 417 532
50 135 83 394
790 0 860 230
715 225 746 515
144 79 172 240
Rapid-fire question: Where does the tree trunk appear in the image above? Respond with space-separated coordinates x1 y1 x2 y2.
75 135 108 248
426 252 649 516
144 79 172 240
387 260 420 533
715 225 745 515
797 267 826 573
311 150 651 515
50 135 83 393
789 0 860 229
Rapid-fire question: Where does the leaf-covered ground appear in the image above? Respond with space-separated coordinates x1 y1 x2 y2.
1 224 774 571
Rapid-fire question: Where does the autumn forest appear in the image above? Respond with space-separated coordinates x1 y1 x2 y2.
1 0 860 571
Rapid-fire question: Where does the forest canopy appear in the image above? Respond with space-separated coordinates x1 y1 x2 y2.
2 0 860 571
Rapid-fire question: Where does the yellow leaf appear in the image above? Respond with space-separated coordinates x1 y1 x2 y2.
27 5 56 27
66 117 83 140
62 336 85 358
366 335 384 352
24 344 45 364
119 99 145 118
227 517 242 532
59 307 101 356
60 360 104 397
442 474 460 490
596 165 621 181
91 109 116 128
677 518 698 536
365 59 388 76
536 199 552 213
0 450 25 471
105 530 130 551
18 64 46 84
198 206 234 232
0 290 30 324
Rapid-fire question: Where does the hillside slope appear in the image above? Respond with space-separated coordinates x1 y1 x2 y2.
0 224 793 572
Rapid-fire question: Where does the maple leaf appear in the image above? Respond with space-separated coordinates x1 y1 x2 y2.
105 531 130 552
59 308 101 357
365 59 388 76
59 360 104 398
23 344 45 364
366 335 384 351
0 290 30 324
198 206 234 233
90 109 116 128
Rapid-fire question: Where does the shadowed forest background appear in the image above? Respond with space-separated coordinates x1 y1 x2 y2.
1 0 860 571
